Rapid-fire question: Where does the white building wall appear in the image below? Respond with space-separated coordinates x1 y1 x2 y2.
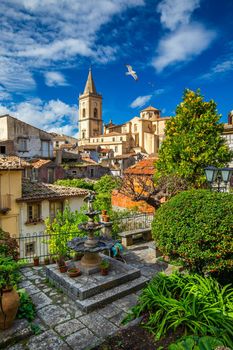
0 117 8 140
18 196 86 259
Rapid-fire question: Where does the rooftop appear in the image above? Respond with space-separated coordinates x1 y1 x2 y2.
30 159 52 169
17 179 89 202
124 157 157 175
0 156 31 170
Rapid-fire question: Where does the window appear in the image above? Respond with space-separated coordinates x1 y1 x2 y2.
90 168 94 177
101 138 103 142
41 140 50 157
50 201 63 221
82 108 86 118
115 146 118 152
55 141 59 148
94 108 98 118
48 168 54 183
112 137 115 142
82 131 86 139
18 138 27 152
72 170 77 175
27 203 41 222
120 137 123 141
25 242 35 256
0 146 6 154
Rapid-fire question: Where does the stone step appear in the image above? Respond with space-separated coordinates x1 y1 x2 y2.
74 275 149 313
45 257 141 300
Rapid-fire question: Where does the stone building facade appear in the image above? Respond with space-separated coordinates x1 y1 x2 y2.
0 115 53 158
78 70 170 156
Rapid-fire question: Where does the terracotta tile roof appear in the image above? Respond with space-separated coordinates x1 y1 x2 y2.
114 153 136 159
31 159 52 168
124 157 158 175
17 179 89 202
81 157 98 164
0 156 31 170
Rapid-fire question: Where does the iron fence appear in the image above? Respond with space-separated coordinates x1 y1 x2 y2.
15 213 154 262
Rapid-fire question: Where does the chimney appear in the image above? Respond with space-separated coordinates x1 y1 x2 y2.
56 149 62 165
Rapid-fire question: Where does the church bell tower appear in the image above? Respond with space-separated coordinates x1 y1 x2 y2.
78 69 103 145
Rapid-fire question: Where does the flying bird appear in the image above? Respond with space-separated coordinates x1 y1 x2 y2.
125 65 138 81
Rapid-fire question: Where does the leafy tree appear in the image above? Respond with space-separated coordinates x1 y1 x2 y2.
156 89 232 187
45 204 88 257
94 175 120 194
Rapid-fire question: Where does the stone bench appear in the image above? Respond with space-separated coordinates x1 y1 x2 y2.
118 228 152 247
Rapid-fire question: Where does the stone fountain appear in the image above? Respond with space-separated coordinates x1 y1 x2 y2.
45 193 148 313
67 193 115 274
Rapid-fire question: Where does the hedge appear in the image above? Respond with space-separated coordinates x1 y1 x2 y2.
152 189 233 282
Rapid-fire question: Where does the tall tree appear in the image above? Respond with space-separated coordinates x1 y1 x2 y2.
156 89 232 187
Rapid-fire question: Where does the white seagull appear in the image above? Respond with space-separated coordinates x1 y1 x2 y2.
125 65 138 81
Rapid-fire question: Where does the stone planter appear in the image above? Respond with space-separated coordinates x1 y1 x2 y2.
0 288 20 330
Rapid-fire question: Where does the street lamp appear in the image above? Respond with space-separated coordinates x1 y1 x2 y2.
204 166 233 192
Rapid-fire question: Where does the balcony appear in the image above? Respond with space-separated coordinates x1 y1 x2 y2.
0 194 11 214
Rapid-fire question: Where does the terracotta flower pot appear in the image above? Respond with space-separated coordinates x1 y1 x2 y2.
59 265 67 273
101 210 107 216
102 215 110 223
100 268 109 276
68 268 81 278
0 288 20 330
33 257 39 266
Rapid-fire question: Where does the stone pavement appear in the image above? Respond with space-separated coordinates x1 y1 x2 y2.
1 242 167 350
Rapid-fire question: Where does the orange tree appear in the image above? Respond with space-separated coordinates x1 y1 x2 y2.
155 89 232 187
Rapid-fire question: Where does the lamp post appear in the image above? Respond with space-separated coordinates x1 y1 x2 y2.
204 166 233 192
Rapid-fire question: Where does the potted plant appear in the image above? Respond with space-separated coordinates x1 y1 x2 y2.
33 256 39 266
67 267 81 278
44 257 50 265
57 255 67 273
99 259 110 276
73 252 84 261
0 256 23 330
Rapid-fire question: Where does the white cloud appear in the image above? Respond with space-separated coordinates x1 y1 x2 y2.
157 0 200 30
0 86 11 101
200 57 233 80
44 71 68 87
130 95 152 108
0 0 144 92
153 24 216 72
0 99 78 136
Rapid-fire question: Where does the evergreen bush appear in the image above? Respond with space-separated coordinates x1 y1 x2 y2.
152 189 233 281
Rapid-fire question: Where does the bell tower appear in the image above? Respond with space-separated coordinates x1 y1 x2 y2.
78 68 103 145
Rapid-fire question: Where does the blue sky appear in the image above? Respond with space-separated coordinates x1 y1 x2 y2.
0 0 233 136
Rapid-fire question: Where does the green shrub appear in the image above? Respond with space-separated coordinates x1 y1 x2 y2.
123 273 233 348
55 179 95 191
152 189 233 281
168 335 225 350
17 289 36 322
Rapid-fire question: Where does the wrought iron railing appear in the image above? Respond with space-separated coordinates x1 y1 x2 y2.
14 213 154 261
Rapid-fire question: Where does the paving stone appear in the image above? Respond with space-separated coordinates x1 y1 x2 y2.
98 304 122 319
112 294 138 311
65 328 100 350
110 310 127 326
27 330 70 350
54 319 85 337
30 291 52 310
75 309 84 318
0 319 32 349
37 304 71 327
18 280 33 288
22 283 41 295
79 312 118 337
